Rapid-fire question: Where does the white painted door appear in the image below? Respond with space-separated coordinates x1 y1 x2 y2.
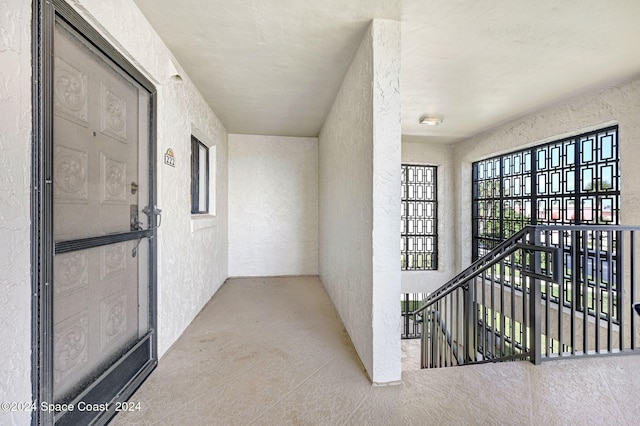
52 20 150 404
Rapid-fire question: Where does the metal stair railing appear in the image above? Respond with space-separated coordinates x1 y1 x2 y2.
411 225 640 369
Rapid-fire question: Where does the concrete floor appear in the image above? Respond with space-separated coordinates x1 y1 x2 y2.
113 276 640 425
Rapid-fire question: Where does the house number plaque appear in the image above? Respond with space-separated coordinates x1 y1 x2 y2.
164 148 176 167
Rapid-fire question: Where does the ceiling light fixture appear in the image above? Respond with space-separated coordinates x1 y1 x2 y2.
419 115 443 126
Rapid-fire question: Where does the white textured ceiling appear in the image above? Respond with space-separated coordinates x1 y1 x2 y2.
133 0 640 143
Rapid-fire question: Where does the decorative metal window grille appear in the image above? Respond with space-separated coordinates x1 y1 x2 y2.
191 135 209 214
472 125 621 321
401 164 438 270
472 125 619 259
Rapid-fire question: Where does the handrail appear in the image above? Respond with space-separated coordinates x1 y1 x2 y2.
411 226 533 316
412 241 561 313
416 224 640 369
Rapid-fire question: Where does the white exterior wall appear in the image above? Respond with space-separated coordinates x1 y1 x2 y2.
319 19 401 384
0 1 33 424
401 137 456 293
454 75 640 269
0 1 229 420
371 20 402 384
228 134 318 277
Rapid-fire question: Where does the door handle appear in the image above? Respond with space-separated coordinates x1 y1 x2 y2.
142 205 162 228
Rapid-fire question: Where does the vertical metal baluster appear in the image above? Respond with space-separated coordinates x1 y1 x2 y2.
433 303 438 368
460 287 464 364
449 292 453 364
558 228 565 357
594 230 601 354
617 230 624 351
545 229 551 358
449 293 454 365
455 288 459 364
500 257 505 357
460 286 473 364
408 294 412 338
464 285 471 364
451 294 455 365
415 294 419 337
430 307 434 368
530 230 542 364
442 296 447 367
430 308 434 368
437 300 442 368
443 298 448 366
430 303 439 368
419 301 424 368
420 305 424 368
631 231 636 351
409 294 414 338
530 274 541 364
414 294 420 337
582 229 589 355
419 310 424 368
571 230 578 355
460 287 465 364
523 247 528 355
491 260 496 358
606 230 613 352
440 298 444 367
481 269 486 360
440 301 444 367
448 294 453 366
510 250 516 356
428 309 434 368
420 293 425 337
402 294 405 339
420 294 424 338
432 304 436 368
402 294 406 339
444 296 449 367
435 307 439 367
434 300 442 368
469 277 479 362
412 294 416 337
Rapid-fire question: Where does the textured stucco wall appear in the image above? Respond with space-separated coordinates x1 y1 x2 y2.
370 20 402 384
319 19 401 384
319 21 375 381
66 0 230 357
401 137 456 294
0 0 33 424
453 75 640 270
228 134 318 276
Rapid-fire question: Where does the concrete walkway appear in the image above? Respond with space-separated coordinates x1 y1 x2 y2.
114 276 640 425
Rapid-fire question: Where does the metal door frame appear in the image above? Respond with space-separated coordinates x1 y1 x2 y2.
31 1 158 424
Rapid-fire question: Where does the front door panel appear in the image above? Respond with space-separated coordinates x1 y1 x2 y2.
51 18 153 420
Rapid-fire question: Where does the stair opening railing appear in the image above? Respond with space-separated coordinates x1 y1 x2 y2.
401 293 427 339
411 225 640 368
